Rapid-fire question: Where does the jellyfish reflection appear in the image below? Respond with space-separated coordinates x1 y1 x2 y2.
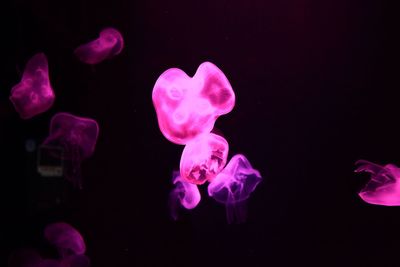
355 160 400 206
152 62 235 145
74 27 124 65
9 53 55 119
42 112 99 188
208 154 262 223
169 171 201 220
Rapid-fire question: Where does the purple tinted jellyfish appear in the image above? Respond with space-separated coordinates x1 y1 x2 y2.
208 154 262 223
180 132 229 185
42 112 99 188
74 27 124 64
169 171 201 220
62 255 90 267
9 53 55 119
8 249 42 267
355 160 400 206
44 222 86 258
37 260 62 267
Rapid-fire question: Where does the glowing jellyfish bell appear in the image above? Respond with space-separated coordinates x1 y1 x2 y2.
169 171 201 220
152 62 235 145
74 27 124 65
355 160 400 206
208 154 262 223
9 53 55 119
180 132 229 185
42 112 99 188
44 222 86 258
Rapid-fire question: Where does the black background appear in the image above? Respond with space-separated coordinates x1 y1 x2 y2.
0 0 394 266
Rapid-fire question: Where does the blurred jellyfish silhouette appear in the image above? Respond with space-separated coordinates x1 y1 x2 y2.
8 249 43 267
208 154 262 223
169 171 201 220
152 61 235 144
74 27 124 64
9 53 55 119
41 112 99 188
180 132 229 185
355 160 400 206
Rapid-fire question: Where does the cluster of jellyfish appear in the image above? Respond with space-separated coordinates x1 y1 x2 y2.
152 62 263 223
9 223 89 267
7 28 124 266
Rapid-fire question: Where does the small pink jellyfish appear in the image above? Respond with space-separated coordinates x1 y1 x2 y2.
42 112 99 188
355 160 400 206
180 132 229 185
208 154 262 223
37 260 62 267
9 53 55 119
74 27 124 64
8 249 42 267
169 171 201 220
152 62 236 145
44 222 86 258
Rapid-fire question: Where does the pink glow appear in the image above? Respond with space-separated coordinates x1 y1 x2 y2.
169 171 201 220
9 53 55 119
42 112 99 188
180 133 229 185
74 27 124 64
208 154 262 223
152 62 235 144
355 160 400 206
44 222 86 258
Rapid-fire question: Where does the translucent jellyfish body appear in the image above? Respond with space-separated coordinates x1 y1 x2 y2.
9 53 55 119
152 62 235 145
355 160 400 206
208 154 262 223
180 133 229 185
42 112 99 188
74 27 124 64
44 222 86 258
169 171 201 220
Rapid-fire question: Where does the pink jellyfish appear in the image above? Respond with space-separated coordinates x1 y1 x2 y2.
355 160 400 206
152 62 236 145
9 53 55 119
44 222 86 258
208 154 262 223
169 171 201 220
180 132 229 185
74 27 124 64
8 249 43 267
41 112 99 188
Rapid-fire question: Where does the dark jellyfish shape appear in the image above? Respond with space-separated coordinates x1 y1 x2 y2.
74 27 124 64
179 132 229 185
355 160 400 206
208 154 262 223
9 53 55 119
169 171 201 220
8 249 42 267
44 222 86 258
42 112 99 188
152 62 235 145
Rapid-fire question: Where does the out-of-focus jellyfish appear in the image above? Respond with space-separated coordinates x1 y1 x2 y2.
355 160 400 206
44 222 86 258
169 171 201 220
62 255 90 267
8 249 42 267
152 62 236 145
180 132 229 185
9 53 55 119
37 260 62 267
208 154 262 223
41 112 99 188
74 27 124 64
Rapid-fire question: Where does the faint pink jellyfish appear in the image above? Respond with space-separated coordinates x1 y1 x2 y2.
8 249 42 267
74 27 124 64
44 222 86 259
9 53 55 119
62 255 90 267
42 112 99 188
208 154 262 223
37 260 62 267
180 132 229 185
169 171 201 220
152 62 236 145
355 160 400 206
